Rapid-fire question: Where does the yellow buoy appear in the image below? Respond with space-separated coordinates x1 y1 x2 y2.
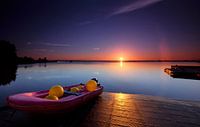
49 85 64 98
45 95 59 100
86 80 97 92
70 87 79 92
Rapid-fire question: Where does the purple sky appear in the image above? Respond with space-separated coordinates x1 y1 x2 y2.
0 0 200 60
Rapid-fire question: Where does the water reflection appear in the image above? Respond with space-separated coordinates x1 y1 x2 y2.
0 62 200 102
120 61 123 67
117 92 126 100
18 63 47 69
0 64 17 85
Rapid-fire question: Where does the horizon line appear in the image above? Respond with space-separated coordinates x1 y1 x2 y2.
46 59 200 62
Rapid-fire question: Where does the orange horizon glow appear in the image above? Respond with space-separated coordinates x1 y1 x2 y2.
18 48 200 60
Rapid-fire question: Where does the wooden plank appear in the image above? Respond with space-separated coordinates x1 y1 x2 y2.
0 92 200 127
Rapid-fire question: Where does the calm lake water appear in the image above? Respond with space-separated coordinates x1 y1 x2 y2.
0 62 200 106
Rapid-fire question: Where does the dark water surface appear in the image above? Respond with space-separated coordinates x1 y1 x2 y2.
0 62 200 106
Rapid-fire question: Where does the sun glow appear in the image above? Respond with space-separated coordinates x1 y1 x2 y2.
119 57 124 61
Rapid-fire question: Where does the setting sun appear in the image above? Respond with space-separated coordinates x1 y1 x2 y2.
119 57 124 61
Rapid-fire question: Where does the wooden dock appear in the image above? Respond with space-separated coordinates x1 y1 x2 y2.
1 92 200 127
164 65 200 80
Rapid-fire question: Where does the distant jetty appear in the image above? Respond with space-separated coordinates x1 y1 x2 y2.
164 65 200 80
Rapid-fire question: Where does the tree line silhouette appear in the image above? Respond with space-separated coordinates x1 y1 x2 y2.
17 56 48 64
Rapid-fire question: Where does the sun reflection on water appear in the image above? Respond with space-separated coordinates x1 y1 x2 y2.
119 57 124 67
120 61 123 67
118 92 125 100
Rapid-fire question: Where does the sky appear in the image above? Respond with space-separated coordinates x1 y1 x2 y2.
0 0 200 60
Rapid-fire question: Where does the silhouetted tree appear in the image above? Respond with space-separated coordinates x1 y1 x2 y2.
44 57 47 62
37 57 47 63
38 57 42 62
0 40 17 85
0 40 17 65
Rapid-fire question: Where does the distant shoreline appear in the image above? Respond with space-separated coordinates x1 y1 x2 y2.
17 59 200 65
61 60 200 62
18 60 200 64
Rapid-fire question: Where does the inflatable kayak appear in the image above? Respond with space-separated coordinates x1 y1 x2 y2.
7 84 103 113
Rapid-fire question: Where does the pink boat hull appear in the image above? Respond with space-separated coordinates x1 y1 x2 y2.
7 84 103 113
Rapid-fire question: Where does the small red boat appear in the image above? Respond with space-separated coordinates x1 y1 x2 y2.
7 84 103 113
